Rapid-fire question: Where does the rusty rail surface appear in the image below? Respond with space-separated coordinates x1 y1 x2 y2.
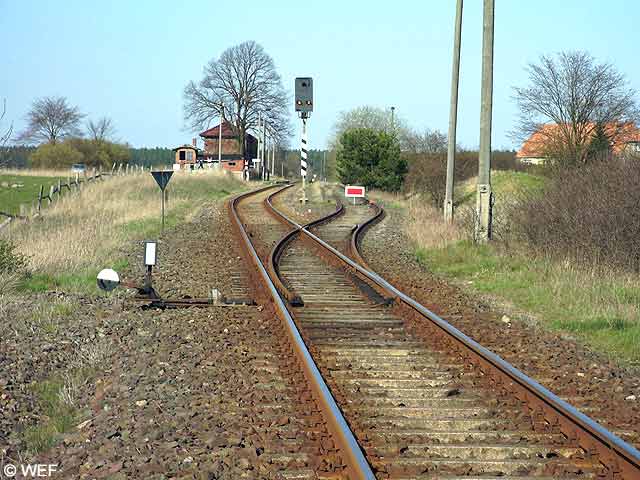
263 192 640 479
266 187 345 307
349 201 384 271
229 185 376 480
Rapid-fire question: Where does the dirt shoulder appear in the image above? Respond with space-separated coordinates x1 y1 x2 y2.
360 205 640 448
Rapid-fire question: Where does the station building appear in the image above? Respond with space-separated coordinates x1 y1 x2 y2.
172 121 258 177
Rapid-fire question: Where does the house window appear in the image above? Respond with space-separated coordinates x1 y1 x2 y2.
179 151 186 161
186 151 193 161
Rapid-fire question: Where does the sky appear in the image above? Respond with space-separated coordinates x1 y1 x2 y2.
1 0 639 150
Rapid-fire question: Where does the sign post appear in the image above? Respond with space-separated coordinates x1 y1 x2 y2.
295 77 313 204
345 185 366 205
151 171 173 232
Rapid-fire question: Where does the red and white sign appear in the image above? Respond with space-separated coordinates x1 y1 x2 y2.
345 185 366 198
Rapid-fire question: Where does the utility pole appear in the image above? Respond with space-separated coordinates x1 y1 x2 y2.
271 135 275 177
390 106 395 132
257 112 262 176
323 150 326 181
444 0 463 223
218 103 224 168
262 114 268 180
476 0 494 241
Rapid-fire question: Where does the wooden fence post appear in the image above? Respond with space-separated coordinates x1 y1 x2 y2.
48 185 55 204
37 185 44 213
19 204 26 218
57 179 62 198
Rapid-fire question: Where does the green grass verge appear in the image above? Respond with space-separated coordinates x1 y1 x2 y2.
20 261 129 294
416 241 640 364
23 378 79 454
0 174 68 216
455 170 546 207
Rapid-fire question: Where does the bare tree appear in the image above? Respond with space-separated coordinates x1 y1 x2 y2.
183 41 291 157
512 51 639 166
404 128 447 154
17 96 84 145
87 116 116 142
330 105 413 150
0 98 13 168
1 99 12 147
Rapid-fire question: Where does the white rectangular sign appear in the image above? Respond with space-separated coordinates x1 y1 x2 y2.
144 241 157 266
345 185 366 198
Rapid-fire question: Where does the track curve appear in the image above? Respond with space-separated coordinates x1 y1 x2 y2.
229 184 640 479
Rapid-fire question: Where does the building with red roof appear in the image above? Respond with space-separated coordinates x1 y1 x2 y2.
517 122 640 164
172 121 258 176
198 121 258 173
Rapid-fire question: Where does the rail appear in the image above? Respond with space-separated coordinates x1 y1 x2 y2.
229 184 376 480
265 194 640 479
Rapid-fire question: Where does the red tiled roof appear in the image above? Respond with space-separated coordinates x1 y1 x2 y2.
517 122 640 158
199 121 259 141
172 144 199 152
200 121 236 138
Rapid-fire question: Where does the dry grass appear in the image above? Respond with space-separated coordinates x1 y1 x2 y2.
0 168 71 177
405 198 465 249
1 169 244 281
369 190 464 250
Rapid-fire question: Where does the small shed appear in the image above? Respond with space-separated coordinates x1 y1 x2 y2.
173 144 199 167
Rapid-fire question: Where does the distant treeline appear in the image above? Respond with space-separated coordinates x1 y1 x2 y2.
128 147 173 167
0 146 35 168
1 145 173 169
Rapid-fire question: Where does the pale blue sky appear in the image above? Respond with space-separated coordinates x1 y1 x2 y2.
1 1 638 150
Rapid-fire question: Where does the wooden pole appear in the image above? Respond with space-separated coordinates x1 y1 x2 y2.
38 185 43 213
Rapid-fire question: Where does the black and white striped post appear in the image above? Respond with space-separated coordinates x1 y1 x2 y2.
300 118 308 203
295 77 313 204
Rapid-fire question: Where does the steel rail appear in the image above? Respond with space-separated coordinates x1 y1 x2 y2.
349 202 384 271
265 188 345 307
229 185 376 480
265 195 640 479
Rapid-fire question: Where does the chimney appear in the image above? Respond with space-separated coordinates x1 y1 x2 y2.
192 138 197 147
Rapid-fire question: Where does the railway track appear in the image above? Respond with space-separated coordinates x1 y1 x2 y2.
230 184 640 479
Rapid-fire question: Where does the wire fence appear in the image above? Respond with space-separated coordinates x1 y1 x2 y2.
0 163 146 231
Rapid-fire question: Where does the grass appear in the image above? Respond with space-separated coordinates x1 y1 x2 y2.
23 377 78 454
416 242 640 364
455 170 546 207
379 170 639 364
2 169 248 293
0 172 68 216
